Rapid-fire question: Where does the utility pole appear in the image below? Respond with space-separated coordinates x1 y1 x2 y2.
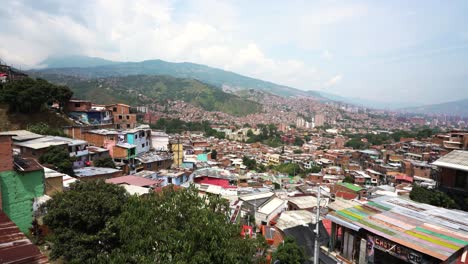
314 184 321 264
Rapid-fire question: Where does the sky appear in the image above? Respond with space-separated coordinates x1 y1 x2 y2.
0 0 467 105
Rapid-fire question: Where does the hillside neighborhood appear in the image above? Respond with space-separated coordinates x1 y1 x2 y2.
0 64 467 264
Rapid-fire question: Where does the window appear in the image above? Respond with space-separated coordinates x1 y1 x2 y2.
126 115 130 120
75 103 81 107
32 150 37 156
127 124 131 128
147 163 152 169
168 178 172 184
142 144 145 148
113 107 117 112
119 115 122 120
455 170 468 189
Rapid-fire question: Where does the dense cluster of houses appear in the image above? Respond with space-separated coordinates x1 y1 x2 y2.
1 95 468 263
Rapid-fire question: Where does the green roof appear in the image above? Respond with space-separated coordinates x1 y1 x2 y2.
339 182 364 192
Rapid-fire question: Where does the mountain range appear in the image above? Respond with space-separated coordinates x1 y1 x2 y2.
36 55 319 98
32 55 468 116
401 98 468 117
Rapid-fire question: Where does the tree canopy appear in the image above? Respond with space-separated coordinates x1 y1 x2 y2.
243 156 257 170
93 156 116 168
272 236 306 264
27 122 67 137
410 186 457 209
151 118 225 139
100 186 266 263
43 181 128 263
43 183 266 264
39 145 75 176
0 77 72 113
246 124 282 147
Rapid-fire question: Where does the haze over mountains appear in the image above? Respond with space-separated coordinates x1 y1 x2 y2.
37 55 316 98
33 55 468 116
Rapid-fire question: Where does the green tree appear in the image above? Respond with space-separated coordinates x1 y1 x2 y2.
293 136 304 146
93 156 116 168
28 122 67 137
39 145 75 176
410 186 457 209
343 176 354 183
100 187 266 264
257 164 266 173
43 181 128 263
243 156 257 170
274 163 302 176
0 77 72 113
345 138 366 149
272 236 306 264
211 149 218 160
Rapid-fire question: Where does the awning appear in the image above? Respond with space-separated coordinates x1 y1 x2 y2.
325 214 361 232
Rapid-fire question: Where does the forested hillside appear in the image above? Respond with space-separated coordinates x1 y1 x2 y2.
32 73 262 116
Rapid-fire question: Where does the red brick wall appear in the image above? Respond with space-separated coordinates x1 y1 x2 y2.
113 114 137 129
107 104 130 115
413 167 431 179
0 135 13 172
66 101 92 112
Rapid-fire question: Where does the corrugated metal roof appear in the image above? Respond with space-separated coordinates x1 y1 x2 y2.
14 157 43 172
0 212 49 264
74 167 121 177
338 182 363 192
0 130 44 141
327 195 468 261
258 197 285 215
432 150 468 172
106 175 162 187
276 210 317 230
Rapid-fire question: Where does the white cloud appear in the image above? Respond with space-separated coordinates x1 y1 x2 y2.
322 50 333 60
324 75 342 87
0 0 332 91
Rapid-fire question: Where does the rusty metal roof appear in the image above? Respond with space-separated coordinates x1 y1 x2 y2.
14 157 44 172
0 212 49 264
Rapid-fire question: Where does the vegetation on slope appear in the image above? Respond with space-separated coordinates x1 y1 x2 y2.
0 77 73 131
33 56 314 97
0 77 72 113
42 181 267 263
33 73 262 116
150 118 226 138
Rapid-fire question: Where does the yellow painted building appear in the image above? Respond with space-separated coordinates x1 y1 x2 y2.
171 143 184 167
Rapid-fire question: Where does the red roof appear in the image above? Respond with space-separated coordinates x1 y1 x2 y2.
106 175 162 187
335 191 358 200
195 176 237 189
0 212 49 264
394 174 413 183
0 73 7 77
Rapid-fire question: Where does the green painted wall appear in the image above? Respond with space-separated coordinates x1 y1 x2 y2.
0 169 45 233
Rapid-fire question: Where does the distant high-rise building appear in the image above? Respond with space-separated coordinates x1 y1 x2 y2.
315 113 325 127
296 117 305 128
